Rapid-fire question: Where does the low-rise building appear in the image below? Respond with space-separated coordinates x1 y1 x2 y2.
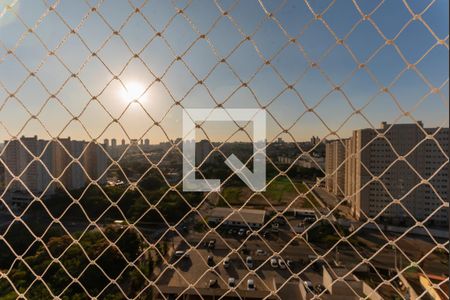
208 207 266 229
278 154 325 170
298 265 383 300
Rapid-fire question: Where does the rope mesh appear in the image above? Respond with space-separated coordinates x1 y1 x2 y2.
0 0 448 299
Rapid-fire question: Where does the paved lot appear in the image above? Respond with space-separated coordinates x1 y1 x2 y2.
156 230 328 298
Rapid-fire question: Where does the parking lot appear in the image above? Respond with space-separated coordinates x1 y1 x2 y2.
152 205 448 300
156 226 324 297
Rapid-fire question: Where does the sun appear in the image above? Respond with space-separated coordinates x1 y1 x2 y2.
120 81 147 103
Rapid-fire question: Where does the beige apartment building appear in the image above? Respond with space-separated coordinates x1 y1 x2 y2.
1 136 109 211
2 136 51 195
325 140 347 196
326 122 449 226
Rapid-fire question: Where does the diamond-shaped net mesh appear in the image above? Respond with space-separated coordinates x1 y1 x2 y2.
0 0 448 299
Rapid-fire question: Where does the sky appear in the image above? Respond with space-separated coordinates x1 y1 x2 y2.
0 0 448 144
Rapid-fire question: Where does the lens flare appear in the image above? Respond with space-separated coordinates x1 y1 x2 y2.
121 81 147 103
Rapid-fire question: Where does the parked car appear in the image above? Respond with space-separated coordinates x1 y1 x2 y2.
247 279 255 290
256 249 267 256
228 277 236 288
223 257 230 268
174 250 189 258
246 256 254 269
270 257 278 268
207 255 214 266
208 239 216 249
208 279 218 288
315 284 326 294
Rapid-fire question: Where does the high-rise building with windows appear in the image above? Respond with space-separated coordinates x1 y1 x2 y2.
326 122 449 226
2 136 52 195
325 140 347 196
196 139 213 166
2 136 109 198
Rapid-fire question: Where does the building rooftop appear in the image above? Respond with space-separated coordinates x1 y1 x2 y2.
276 281 302 300
322 266 367 299
326 266 360 282
210 207 266 225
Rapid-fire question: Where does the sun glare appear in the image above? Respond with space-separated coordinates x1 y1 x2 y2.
121 81 147 103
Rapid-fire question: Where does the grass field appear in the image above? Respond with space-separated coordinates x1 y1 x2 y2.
219 177 321 209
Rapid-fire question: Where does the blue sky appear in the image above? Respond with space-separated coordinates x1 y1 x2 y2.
0 0 448 143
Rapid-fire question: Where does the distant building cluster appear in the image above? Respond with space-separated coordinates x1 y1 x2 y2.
103 138 151 158
278 154 325 170
325 122 449 226
275 136 326 171
310 136 321 145
1 136 109 211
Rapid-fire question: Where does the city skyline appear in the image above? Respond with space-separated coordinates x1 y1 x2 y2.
1 119 447 145
0 1 448 299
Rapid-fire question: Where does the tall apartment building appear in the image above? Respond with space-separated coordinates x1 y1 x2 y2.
326 122 449 226
196 139 213 166
1 136 109 198
81 141 109 185
105 138 153 159
325 140 347 196
2 136 52 195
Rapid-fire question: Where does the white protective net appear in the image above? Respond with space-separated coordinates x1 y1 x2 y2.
0 0 448 299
